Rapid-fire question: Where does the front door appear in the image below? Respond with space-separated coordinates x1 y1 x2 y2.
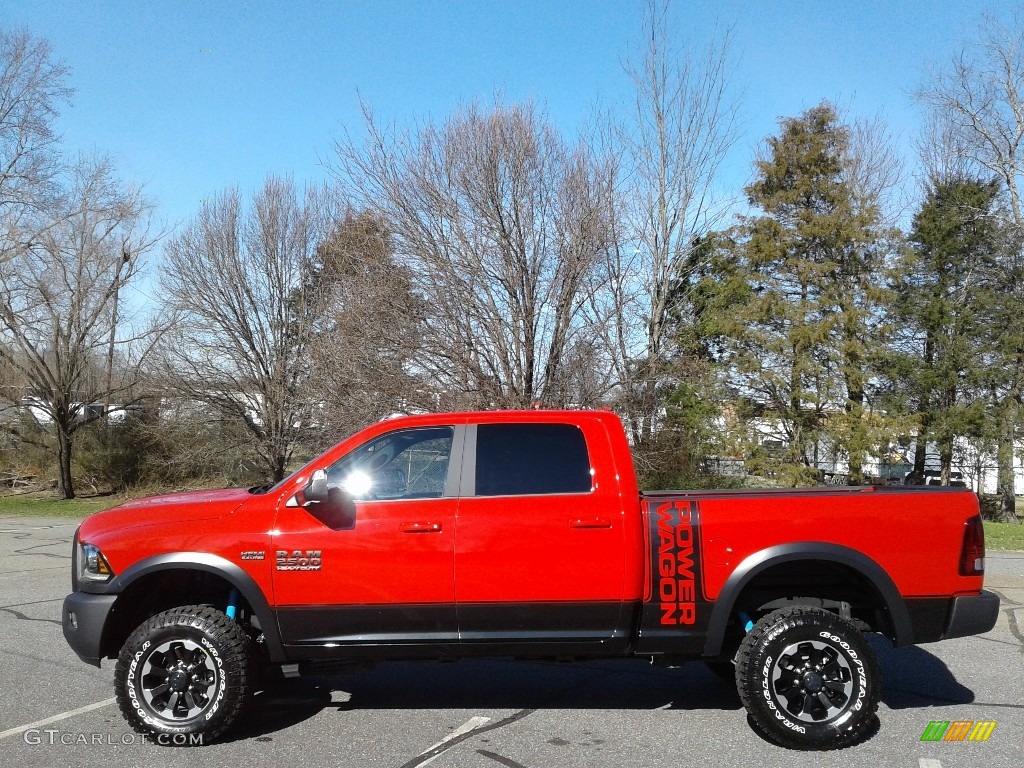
272 425 461 653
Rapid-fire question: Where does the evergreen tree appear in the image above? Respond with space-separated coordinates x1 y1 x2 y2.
917 11 1024 520
890 177 1001 487
702 104 890 485
982 223 1024 520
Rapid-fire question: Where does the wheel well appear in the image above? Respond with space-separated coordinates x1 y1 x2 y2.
721 559 895 651
101 569 258 660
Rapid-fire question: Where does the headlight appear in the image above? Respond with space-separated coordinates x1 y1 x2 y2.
78 542 113 584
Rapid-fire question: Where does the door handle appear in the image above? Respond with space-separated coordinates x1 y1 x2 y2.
570 518 611 529
400 521 443 533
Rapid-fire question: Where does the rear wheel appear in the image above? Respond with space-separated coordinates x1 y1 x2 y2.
114 605 252 744
735 606 879 750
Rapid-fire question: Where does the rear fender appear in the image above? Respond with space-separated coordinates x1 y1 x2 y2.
702 543 913 656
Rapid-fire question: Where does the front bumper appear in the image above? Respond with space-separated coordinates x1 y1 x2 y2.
943 590 1000 640
62 592 117 667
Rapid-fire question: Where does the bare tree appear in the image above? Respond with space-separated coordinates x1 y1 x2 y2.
919 13 1024 228
606 0 739 447
844 115 905 223
330 100 613 408
917 11 1024 521
159 176 336 482
914 110 974 188
0 155 160 498
0 30 70 241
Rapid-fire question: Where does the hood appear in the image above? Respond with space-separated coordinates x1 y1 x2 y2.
78 487 253 538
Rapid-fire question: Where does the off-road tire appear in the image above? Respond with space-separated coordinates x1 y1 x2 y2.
735 606 880 750
114 605 253 744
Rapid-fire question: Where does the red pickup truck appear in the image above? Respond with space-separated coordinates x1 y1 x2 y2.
62 410 999 750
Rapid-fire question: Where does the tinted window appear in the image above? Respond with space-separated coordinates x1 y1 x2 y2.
475 423 591 496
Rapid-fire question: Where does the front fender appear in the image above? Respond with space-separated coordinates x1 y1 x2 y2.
99 552 285 662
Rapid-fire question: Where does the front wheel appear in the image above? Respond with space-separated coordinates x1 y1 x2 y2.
114 605 253 744
735 606 880 750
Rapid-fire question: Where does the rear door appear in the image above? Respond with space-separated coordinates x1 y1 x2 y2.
454 419 628 647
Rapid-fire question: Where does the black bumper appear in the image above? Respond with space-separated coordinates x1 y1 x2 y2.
62 592 117 667
943 590 1000 640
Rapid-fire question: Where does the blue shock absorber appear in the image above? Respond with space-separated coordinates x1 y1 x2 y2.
226 588 240 620
739 611 754 633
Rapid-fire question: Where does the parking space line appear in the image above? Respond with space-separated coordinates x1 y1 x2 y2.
0 698 117 741
919 759 943 768
412 716 491 768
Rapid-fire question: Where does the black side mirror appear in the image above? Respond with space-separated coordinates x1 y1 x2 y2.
305 469 329 502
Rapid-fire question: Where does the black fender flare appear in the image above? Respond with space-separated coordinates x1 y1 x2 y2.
101 552 285 662
702 542 913 657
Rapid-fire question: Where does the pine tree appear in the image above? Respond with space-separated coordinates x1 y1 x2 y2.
891 178 1001 487
702 104 890 485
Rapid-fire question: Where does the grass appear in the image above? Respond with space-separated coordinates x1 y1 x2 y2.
0 493 118 519
984 520 1024 552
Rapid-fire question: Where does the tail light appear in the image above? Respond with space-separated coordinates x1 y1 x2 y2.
959 515 986 576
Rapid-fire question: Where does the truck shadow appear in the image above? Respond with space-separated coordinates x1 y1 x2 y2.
225 638 977 744
227 657 743 742
870 635 976 709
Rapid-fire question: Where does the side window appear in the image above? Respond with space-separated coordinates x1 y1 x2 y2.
328 427 454 501
475 423 592 496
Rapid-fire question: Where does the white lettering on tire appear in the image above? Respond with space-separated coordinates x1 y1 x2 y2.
199 636 226 721
126 633 227 730
819 631 867 712
760 652 806 733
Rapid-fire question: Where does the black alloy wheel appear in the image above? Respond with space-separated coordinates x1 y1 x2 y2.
735 606 880 750
114 605 252 743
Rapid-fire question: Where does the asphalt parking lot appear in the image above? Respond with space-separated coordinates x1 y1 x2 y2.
0 513 1021 768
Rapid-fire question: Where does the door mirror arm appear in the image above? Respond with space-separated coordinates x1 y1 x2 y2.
293 468 329 506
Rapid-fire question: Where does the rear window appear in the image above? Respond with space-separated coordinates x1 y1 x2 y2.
475 423 592 496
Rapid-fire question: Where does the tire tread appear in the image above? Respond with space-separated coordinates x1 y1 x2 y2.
735 606 880 750
114 604 252 743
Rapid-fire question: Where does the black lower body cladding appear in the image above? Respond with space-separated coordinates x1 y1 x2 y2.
905 590 1000 644
942 590 1000 640
62 592 117 666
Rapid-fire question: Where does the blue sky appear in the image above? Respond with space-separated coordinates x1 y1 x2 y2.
3 0 1021 249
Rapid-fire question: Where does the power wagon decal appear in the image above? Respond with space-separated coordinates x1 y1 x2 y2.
655 498 699 625
635 497 709 654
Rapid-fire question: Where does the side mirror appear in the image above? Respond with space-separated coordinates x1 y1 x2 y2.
304 469 329 502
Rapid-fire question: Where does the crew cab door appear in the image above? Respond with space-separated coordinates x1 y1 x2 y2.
454 420 628 647
272 425 463 651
